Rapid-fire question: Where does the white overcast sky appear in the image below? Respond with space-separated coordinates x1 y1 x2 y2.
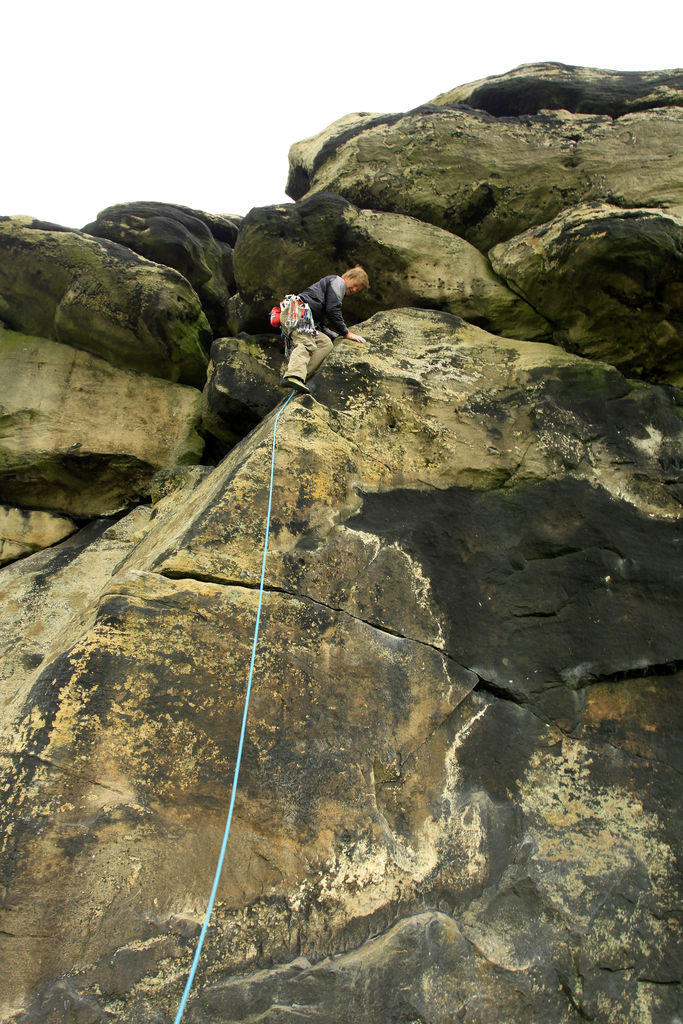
2 1 681 230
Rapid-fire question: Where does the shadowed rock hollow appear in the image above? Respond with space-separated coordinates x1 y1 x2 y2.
0 63 682 1024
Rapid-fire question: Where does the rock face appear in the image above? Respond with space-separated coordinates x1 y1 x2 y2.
0 216 211 387
83 202 239 335
0 63 682 1024
0 506 158 708
2 310 681 1023
286 106 683 252
0 328 204 516
201 335 287 455
233 193 550 340
430 62 683 116
489 203 683 386
0 506 76 566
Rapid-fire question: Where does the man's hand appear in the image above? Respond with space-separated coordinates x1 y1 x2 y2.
345 332 367 343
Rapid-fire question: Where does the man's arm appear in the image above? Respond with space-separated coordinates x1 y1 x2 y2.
323 277 350 337
325 277 368 341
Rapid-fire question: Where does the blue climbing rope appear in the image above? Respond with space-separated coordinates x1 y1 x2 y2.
173 389 296 1023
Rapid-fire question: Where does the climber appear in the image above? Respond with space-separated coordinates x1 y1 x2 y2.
278 266 369 394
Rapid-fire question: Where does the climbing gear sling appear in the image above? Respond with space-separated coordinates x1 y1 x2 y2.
280 294 316 337
173 389 296 1024
271 294 317 358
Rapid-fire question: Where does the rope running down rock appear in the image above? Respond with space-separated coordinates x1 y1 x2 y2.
174 388 297 1023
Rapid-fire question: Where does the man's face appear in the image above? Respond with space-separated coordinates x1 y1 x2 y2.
345 279 363 296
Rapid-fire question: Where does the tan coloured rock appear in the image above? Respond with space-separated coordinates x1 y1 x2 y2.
0 216 211 386
0 565 473 1014
0 309 680 1022
232 193 550 340
128 310 682 607
0 327 204 516
0 507 155 717
0 506 76 566
489 203 683 386
0 467 214 756
286 106 683 250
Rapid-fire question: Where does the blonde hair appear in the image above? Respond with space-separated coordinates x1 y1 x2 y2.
342 266 369 289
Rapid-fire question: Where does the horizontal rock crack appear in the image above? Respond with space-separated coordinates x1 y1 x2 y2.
157 568 462 663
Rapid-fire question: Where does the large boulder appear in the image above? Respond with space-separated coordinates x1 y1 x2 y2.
0 216 211 386
1 309 680 1023
83 202 239 334
0 470 209 731
0 508 156 710
489 202 683 386
0 506 77 566
286 106 683 251
0 327 204 516
201 334 286 456
430 62 683 117
232 193 550 339
126 309 683 698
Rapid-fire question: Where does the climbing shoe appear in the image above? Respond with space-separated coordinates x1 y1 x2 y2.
280 376 310 394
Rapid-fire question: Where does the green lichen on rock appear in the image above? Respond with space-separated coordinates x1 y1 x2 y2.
489 202 683 386
1 61 682 1024
83 201 239 334
233 193 551 340
287 106 683 251
201 334 285 456
0 216 211 387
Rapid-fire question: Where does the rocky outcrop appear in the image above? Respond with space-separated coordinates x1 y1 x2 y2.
1 309 680 1023
233 193 550 339
201 335 286 455
0 506 158 704
0 216 211 386
0 328 204 516
490 202 683 386
1 62 682 1024
286 106 683 251
83 202 239 334
0 506 76 566
430 62 683 116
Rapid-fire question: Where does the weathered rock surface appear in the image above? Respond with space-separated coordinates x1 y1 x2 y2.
286 106 683 250
1 309 680 1023
430 62 683 116
0 506 77 566
0 506 156 712
233 193 550 339
490 202 683 386
1 62 682 1024
0 327 204 516
201 335 286 455
0 216 211 386
124 310 683 713
83 202 239 334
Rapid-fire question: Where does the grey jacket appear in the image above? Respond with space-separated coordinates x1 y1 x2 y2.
298 275 348 340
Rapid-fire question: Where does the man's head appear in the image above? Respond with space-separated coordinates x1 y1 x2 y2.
342 266 369 296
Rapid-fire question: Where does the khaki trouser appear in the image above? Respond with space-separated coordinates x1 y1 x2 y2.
285 329 334 381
